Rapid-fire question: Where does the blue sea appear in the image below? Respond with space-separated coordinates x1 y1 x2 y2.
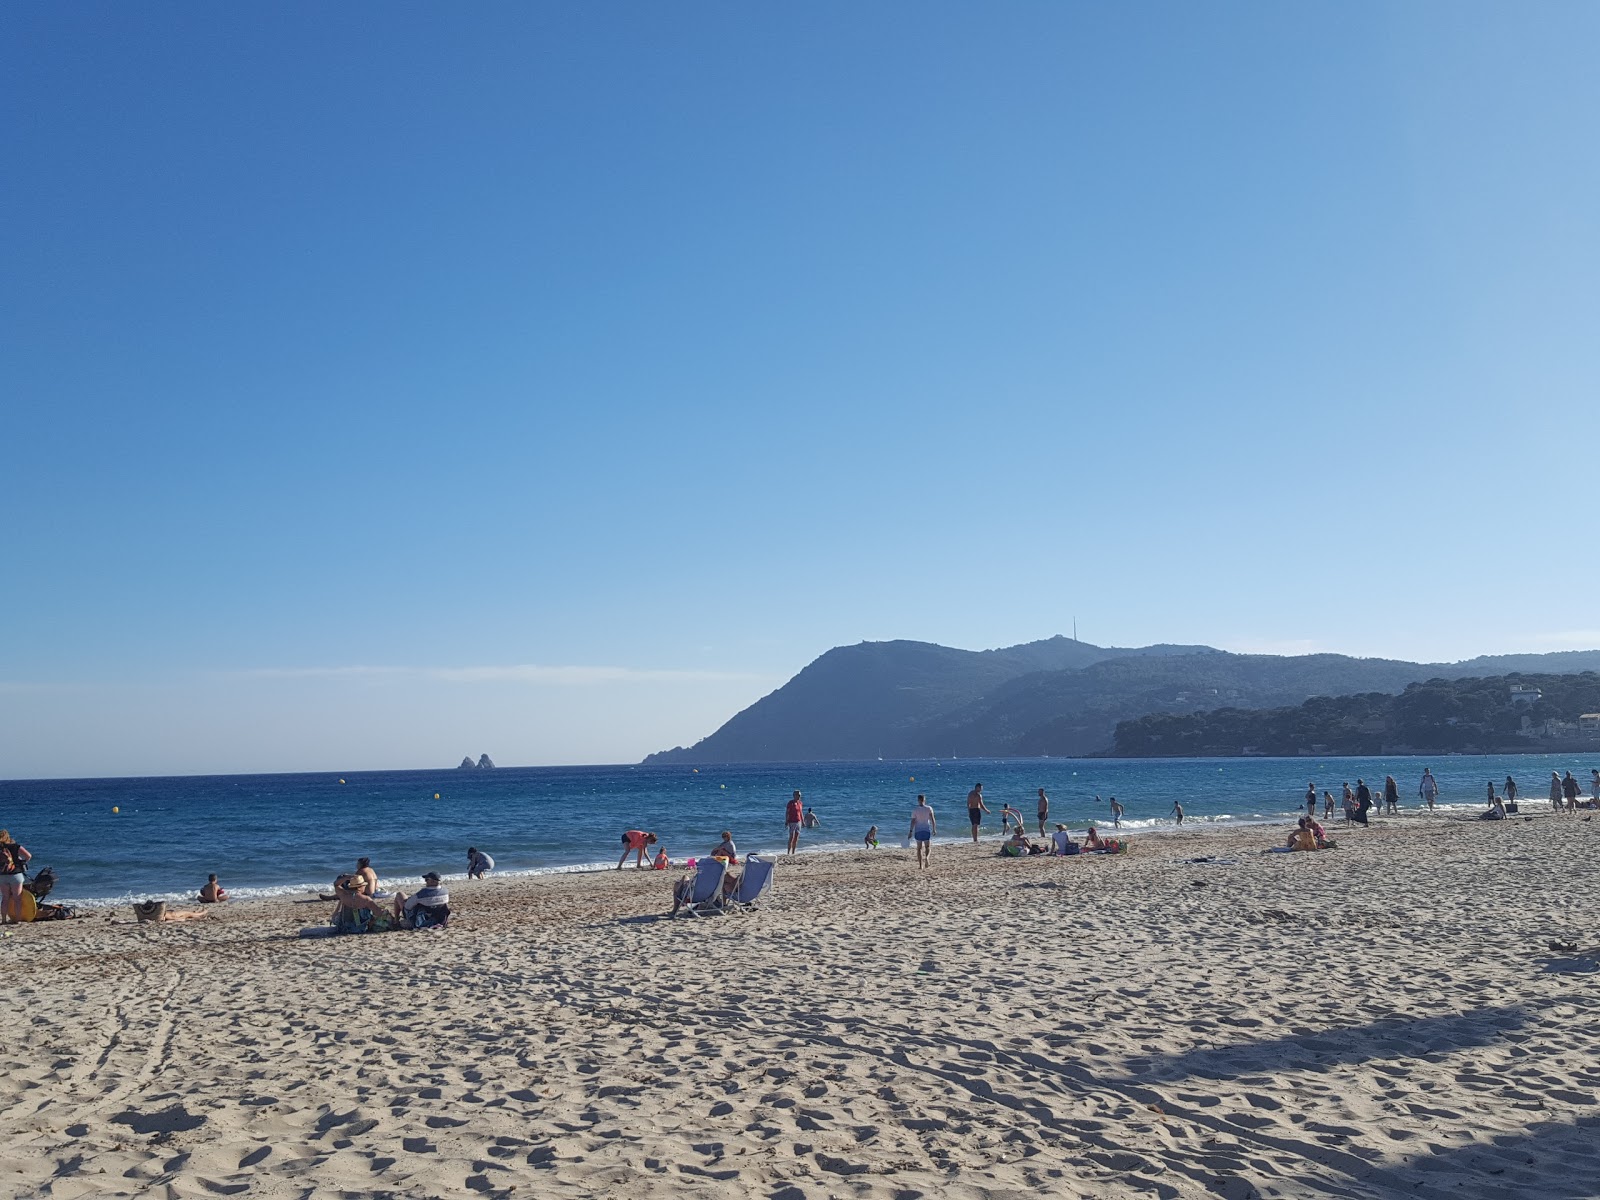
2 753 1593 906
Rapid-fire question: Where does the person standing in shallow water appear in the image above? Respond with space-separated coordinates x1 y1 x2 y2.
1384 776 1400 814
966 783 990 843
1170 800 1184 825
1418 768 1438 811
1036 788 1050 838
1505 776 1519 806
1305 782 1317 818
1109 797 1124 828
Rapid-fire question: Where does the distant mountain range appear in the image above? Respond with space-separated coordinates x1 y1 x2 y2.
642 637 1600 763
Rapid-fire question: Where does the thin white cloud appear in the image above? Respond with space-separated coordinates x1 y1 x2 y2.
237 664 778 685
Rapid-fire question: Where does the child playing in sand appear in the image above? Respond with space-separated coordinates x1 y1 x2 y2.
1000 803 1024 833
864 826 878 848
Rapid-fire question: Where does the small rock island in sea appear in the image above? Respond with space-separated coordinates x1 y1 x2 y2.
457 754 496 769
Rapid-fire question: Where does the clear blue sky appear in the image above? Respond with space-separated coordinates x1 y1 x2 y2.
4 3 1597 777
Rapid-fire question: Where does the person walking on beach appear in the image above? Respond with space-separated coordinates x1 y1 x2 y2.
909 795 936 868
1591 769 1599 803
466 847 494 879
0 831 31 925
1036 788 1050 837
966 784 990 842
1563 771 1580 812
785 791 804 855
1384 776 1400 814
1505 776 1519 806
1486 780 1498 808
1305 783 1318 818
1352 780 1373 826
1170 800 1184 825
617 830 657 869
1418 769 1438 811
1549 771 1564 813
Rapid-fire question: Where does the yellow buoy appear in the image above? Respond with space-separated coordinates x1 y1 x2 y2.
339 778 346 784
720 784 726 789
909 776 915 782
693 769 699 774
111 806 120 814
433 793 441 800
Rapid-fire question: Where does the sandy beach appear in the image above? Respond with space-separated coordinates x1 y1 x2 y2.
2 814 1597 1200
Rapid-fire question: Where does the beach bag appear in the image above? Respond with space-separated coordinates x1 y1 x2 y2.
133 901 166 924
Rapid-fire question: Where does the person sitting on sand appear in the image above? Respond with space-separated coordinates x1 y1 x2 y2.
1286 820 1318 851
330 875 399 933
1083 827 1106 851
652 847 669 870
709 831 739 863
1050 824 1078 855
864 825 878 848
999 827 1034 857
197 874 228 903
466 847 494 879
396 872 451 928
1480 796 1507 821
617 830 657 869
354 857 381 896
1304 816 1332 847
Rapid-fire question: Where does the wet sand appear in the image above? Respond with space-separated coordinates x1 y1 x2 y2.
2 812 1598 1199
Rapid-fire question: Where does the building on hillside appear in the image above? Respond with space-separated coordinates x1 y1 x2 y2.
1509 685 1542 707
1580 713 1600 738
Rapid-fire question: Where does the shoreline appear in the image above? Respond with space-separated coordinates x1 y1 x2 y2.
41 801 1524 909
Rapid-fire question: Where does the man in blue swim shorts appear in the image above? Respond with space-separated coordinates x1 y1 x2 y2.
908 795 937 869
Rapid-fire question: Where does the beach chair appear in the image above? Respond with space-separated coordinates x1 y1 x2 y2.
678 858 728 917
726 855 774 914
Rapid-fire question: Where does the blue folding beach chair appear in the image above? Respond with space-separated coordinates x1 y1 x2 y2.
725 855 774 914
678 858 728 917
